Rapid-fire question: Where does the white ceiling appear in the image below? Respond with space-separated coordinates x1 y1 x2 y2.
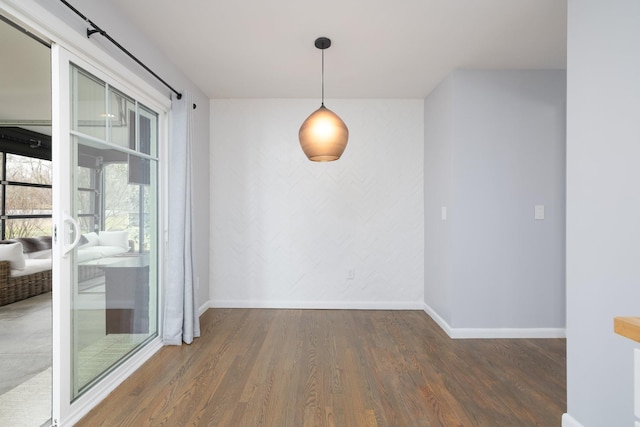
111 0 567 99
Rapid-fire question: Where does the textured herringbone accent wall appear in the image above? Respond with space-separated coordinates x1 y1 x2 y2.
210 99 424 308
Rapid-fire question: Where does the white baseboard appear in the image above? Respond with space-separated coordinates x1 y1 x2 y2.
423 302 454 336
62 337 163 426
562 413 583 427
198 299 211 316
208 299 424 310
423 303 566 339
449 327 565 339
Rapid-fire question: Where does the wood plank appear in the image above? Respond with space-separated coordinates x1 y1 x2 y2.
77 309 566 426
614 317 640 343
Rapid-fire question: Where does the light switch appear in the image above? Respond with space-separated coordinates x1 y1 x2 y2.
535 205 545 220
441 206 447 221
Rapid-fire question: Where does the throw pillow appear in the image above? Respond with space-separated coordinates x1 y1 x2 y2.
81 232 100 248
0 241 26 270
99 230 129 250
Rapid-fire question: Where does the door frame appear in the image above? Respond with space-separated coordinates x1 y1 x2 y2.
0 1 171 424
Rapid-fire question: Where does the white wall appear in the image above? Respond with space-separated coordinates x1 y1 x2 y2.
424 70 566 336
565 1 640 425
210 99 424 308
28 0 211 307
424 75 454 325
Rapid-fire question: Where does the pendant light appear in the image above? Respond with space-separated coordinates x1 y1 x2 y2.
298 37 349 162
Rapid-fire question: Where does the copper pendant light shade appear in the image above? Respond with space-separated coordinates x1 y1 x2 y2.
298 37 349 162
299 105 349 161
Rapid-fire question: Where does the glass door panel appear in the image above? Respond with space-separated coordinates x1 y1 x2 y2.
71 68 106 141
0 15 53 427
69 64 159 399
108 87 135 150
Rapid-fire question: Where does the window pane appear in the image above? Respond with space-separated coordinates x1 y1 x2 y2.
5 154 52 185
5 185 52 214
71 67 160 399
77 166 92 189
108 87 135 149
78 216 96 234
141 166 157 253
139 104 157 156
104 163 139 232
77 190 94 215
74 145 157 395
72 66 106 140
128 155 150 186
5 218 52 239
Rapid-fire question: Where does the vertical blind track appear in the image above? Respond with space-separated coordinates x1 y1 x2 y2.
58 0 184 101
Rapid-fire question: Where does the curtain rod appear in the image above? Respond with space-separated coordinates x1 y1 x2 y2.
58 0 184 102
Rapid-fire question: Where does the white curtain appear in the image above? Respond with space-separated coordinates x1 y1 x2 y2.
163 91 200 345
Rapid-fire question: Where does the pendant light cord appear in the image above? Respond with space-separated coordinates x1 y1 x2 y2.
321 48 325 107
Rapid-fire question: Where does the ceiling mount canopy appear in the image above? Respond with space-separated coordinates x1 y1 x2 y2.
315 36 331 50
298 37 349 162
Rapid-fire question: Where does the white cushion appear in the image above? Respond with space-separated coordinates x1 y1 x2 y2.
77 247 103 263
77 245 128 263
11 259 51 277
0 242 26 270
99 231 129 250
81 232 100 248
97 246 129 257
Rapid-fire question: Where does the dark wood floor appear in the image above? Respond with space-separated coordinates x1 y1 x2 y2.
77 309 566 426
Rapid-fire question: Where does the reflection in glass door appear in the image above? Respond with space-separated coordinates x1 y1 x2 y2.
0 15 52 427
69 65 159 398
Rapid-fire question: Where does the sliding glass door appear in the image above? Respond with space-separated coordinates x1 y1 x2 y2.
0 2 170 423
51 44 166 422
68 64 160 398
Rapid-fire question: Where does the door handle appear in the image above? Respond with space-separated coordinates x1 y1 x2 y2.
63 213 82 257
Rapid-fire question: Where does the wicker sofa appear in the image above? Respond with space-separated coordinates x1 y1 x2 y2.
0 232 132 306
0 236 53 306
0 261 52 306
